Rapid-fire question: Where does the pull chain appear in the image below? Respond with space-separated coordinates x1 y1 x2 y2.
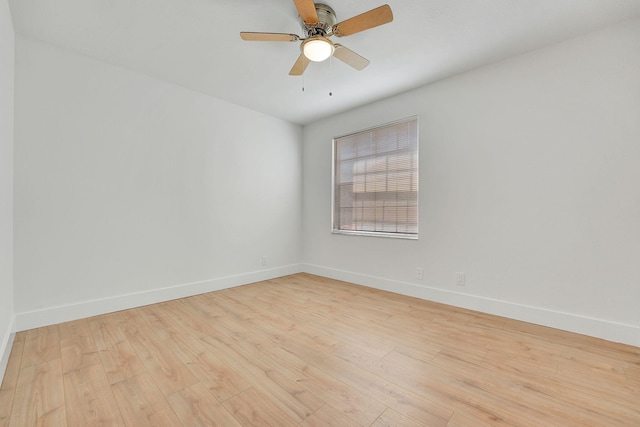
302 57 306 92
329 55 333 96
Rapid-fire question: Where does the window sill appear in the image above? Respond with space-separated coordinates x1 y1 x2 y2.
331 230 418 240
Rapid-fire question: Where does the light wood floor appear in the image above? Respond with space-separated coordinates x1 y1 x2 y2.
1 273 639 426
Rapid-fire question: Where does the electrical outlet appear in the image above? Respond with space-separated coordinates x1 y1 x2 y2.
261 256 268 266
416 268 424 280
456 272 465 286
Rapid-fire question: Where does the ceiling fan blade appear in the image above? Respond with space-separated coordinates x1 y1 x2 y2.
332 4 393 37
293 0 318 24
289 54 310 76
333 44 370 71
240 32 300 42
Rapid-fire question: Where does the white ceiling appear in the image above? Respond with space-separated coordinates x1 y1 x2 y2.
9 0 640 125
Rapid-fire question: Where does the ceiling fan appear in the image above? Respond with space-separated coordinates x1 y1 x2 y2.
240 0 393 76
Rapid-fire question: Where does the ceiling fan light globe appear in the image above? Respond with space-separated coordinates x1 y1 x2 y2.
303 38 334 62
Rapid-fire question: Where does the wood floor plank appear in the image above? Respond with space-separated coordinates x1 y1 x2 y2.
136 302 218 366
200 334 317 421
111 373 176 426
63 363 124 426
119 322 198 396
330 344 452 424
0 333 25 426
300 404 361 427
557 352 630 386
296 364 387 426
146 408 184 427
392 349 555 426
88 313 126 350
21 325 60 369
2 273 639 426
482 346 558 377
626 365 640 388
160 298 222 339
446 406 514 427
230 338 325 413
431 345 640 426
222 387 299 427
89 312 147 385
59 318 102 374
93 335 146 386
372 407 429 427
186 349 251 402
166 382 241 427
8 358 66 427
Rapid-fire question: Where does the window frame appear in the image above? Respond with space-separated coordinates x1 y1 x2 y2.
331 116 419 240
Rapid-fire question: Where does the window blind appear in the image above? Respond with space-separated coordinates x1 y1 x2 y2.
333 117 418 238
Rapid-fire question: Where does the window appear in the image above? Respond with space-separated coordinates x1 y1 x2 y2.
332 117 418 238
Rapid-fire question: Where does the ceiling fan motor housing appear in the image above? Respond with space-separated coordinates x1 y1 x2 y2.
302 4 336 37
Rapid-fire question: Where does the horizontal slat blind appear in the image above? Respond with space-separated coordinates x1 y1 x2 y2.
333 117 418 237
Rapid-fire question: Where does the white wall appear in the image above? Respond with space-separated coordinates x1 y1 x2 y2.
13 37 302 329
302 19 640 346
0 0 15 382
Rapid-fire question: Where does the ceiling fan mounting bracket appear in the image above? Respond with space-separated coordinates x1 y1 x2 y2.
301 3 336 37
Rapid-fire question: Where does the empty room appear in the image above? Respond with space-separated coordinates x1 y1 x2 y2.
1 0 639 425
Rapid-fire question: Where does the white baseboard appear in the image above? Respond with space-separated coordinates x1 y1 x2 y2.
0 316 16 386
301 263 640 348
14 264 302 332
12 263 640 348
